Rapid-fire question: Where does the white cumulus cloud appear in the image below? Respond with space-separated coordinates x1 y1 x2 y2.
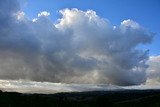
0 0 155 86
38 11 50 17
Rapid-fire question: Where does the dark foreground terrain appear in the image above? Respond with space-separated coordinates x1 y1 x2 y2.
0 89 160 107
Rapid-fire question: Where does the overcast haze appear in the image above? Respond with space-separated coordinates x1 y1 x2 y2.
0 0 160 92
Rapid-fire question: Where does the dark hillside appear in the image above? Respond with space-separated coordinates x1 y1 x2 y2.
0 90 160 107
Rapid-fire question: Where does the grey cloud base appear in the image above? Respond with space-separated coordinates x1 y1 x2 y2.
0 0 154 86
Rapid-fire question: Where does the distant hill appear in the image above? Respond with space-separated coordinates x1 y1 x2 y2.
0 89 160 107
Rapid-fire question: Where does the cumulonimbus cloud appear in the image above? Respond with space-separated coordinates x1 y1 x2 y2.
0 0 154 85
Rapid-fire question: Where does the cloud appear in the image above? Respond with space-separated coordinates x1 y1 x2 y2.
15 11 25 20
0 79 122 93
146 55 160 84
0 0 154 86
1 79 160 94
121 19 140 29
38 11 50 17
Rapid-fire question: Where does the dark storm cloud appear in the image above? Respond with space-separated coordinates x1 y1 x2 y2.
0 1 154 85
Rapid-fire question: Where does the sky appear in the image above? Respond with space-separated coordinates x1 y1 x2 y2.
0 0 160 92
20 0 160 55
